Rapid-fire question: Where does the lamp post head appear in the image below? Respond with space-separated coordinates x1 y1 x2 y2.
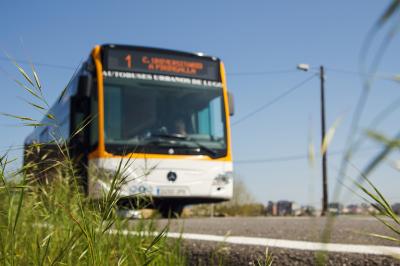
297 64 310 72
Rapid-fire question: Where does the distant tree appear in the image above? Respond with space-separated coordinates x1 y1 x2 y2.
227 174 255 206
189 174 265 217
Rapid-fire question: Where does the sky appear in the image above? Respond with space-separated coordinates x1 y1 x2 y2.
1 1 400 207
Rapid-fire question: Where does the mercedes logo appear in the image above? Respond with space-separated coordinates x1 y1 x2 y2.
167 171 177 182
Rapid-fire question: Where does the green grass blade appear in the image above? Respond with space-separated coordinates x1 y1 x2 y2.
356 183 385 211
26 101 45 111
36 236 41 266
377 0 400 27
367 130 400 147
32 67 41 91
11 60 35 87
40 236 51 266
368 233 400 243
1 113 35 121
357 170 400 225
70 115 94 139
14 79 42 101
57 86 68 103
46 113 55 120
321 116 342 156
374 215 400 235
361 130 400 178
23 123 48 127
145 226 168 255
12 186 25 236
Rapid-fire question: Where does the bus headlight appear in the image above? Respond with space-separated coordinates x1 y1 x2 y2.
97 168 116 181
212 172 233 186
96 168 131 182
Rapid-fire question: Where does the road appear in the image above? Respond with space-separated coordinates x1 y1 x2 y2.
130 216 400 265
156 216 398 246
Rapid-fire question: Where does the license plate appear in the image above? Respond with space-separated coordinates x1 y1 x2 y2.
156 186 189 196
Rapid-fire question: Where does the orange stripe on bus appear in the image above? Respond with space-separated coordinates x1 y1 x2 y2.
219 62 233 161
89 152 231 161
91 46 106 157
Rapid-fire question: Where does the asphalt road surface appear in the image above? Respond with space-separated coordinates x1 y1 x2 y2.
155 216 398 246
130 216 400 265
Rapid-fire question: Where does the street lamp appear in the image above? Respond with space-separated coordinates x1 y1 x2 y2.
297 64 328 216
297 64 310 72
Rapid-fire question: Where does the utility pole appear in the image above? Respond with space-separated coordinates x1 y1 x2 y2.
297 64 329 216
320 65 328 216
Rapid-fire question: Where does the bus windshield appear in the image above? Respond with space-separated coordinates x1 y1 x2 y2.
103 77 227 157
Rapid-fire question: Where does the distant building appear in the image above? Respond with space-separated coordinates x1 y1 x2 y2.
344 204 361 215
292 202 301 216
360 202 379 215
266 201 277 216
328 202 343 215
277 200 294 216
300 205 316 216
265 201 305 216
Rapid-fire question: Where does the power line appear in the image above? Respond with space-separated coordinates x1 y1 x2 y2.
227 69 298 76
227 65 400 80
234 150 341 164
234 153 310 164
324 67 400 81
234 147 379 164
0 56 76 70
231 74 317 126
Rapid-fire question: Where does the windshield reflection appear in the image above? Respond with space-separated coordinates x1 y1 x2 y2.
103 77 227 157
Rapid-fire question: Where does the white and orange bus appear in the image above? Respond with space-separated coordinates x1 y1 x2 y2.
24 44 234 217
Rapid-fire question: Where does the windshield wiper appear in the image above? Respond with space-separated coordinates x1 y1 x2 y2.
186 137 218 158
149 133 187 140
145 133 219 158
141 133 186 147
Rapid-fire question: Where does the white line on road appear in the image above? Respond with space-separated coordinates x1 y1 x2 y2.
116 229 400 257
172 232 400 256
36 223 399 257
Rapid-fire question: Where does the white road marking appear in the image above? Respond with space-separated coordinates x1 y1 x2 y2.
35 223 400 256
115 229 400 256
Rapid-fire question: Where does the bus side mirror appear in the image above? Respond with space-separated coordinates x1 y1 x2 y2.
228 92 235 116
78 75 92 98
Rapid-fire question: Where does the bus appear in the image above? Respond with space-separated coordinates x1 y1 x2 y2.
24 44 234 217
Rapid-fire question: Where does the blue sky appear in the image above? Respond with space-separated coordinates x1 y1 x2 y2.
1 1 400 207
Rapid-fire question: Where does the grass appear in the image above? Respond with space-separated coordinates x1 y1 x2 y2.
0 58 186 265
256 248 274 266
0 153 186 265
343 0 400 253
316 1 400 264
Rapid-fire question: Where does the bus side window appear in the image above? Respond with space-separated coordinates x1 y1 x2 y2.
71 97 87 143
70 75 93 150
90 82 98 148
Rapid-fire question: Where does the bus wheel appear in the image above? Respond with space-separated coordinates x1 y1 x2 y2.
159 204 184 218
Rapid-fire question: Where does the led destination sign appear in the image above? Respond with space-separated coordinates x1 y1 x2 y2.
104 47 220 81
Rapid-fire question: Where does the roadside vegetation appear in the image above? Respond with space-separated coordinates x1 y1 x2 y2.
0 61 185 265
342 0 400 247
188 177 265 217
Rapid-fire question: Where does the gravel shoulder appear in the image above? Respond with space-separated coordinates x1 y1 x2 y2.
182 240 400 266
